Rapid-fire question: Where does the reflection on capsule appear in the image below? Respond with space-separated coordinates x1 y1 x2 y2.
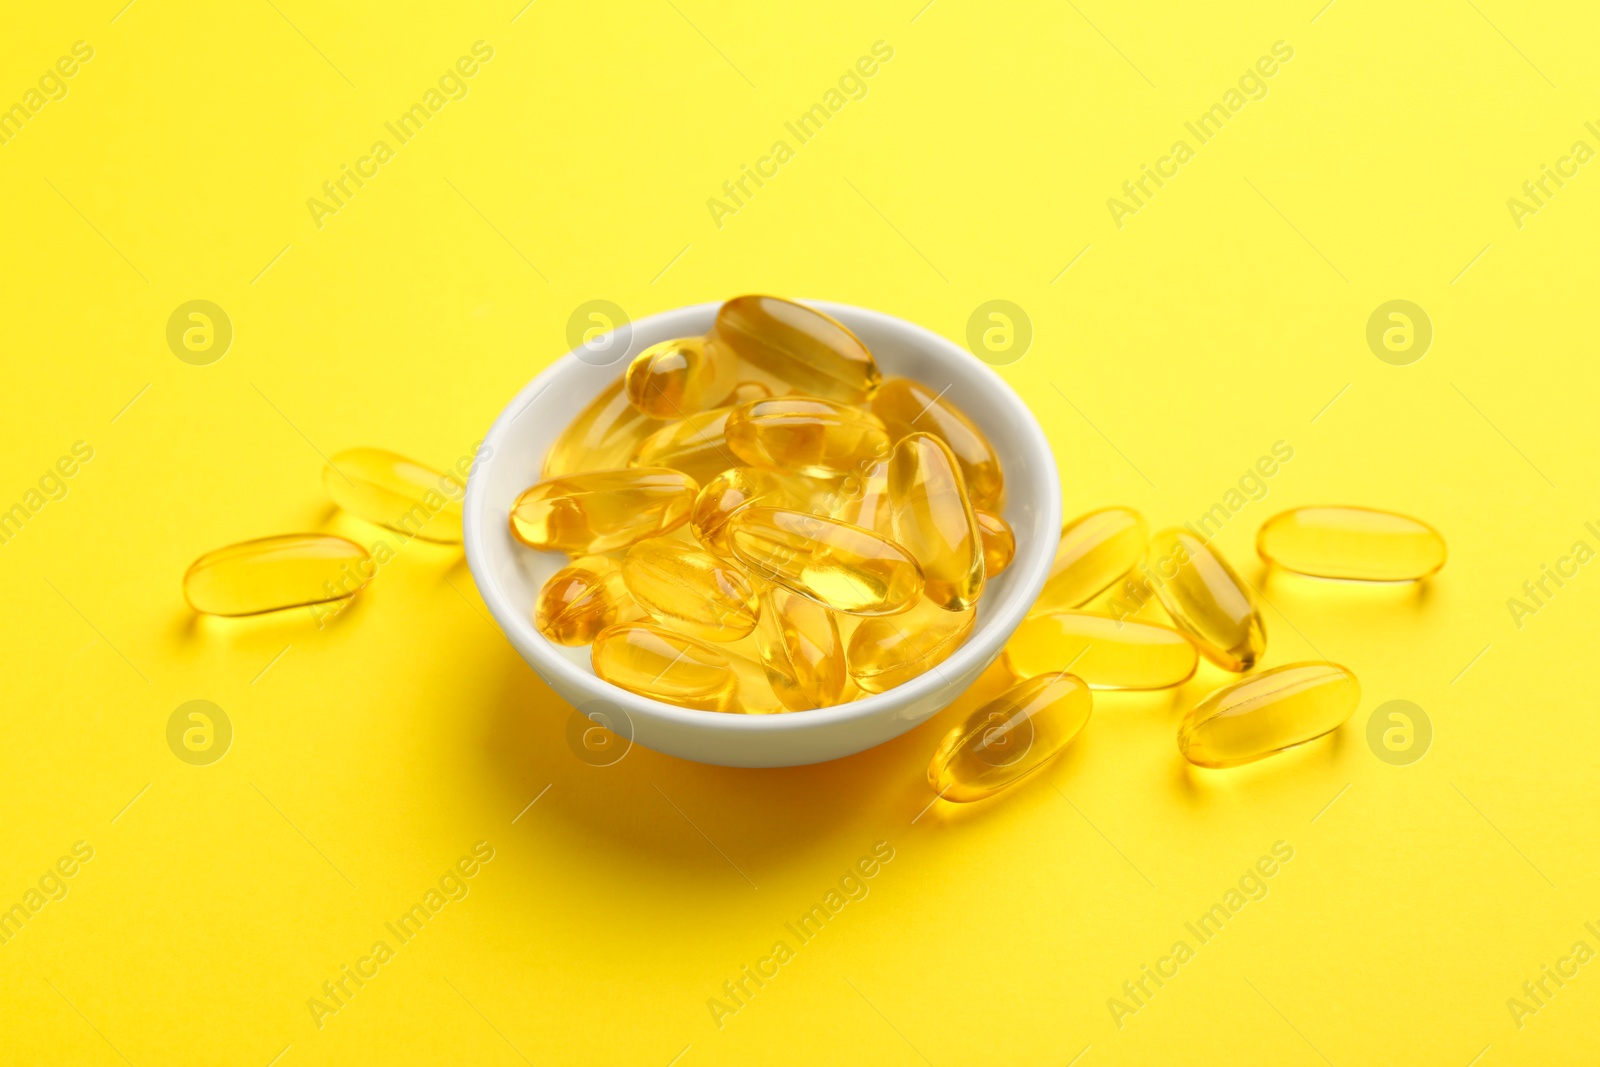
709 295 881 402
1146 529 1265 672
872 378 1003 509
625 337 735 418
591 623 738 712
510 468 698 553
889 433 983 611
690 467 813 557
1033 507 1148 615
544 377 663 478
622 538 760 642
847 599 975 694
535 555 644 645
1178 662 1360 768
721 636 789 714
323 448 463 543
183 533 370 616
725 396 890 478
1257 506 1447 581
928 673 1092 802
630 405 743 487
1004 611 1198 690
754 586 848 710
975 510 1015 577
728 507 924 616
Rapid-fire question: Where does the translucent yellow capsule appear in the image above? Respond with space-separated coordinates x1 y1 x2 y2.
725 396 890 478
625 336 735 418
629 406 743 487
1178 662 1360 768
976 509 1015 577
1146 529 1266 672
591 623 737 712
183 533 369 616
1004 611 1198 690
543 376 663 478
510 468 697 554
928 673 1092 802
847 599 975 693
754 587 848 710
689 467 814 557
728 507 923 616
534 555 644 645
322 448 462 543
889 433 984 612
1257 506 1447 581
721 639 787 714
871 378 1003 509
708 295 881 402
1034 507 1148 614
832 459 892 535
621 538 760 642
719 380 772 407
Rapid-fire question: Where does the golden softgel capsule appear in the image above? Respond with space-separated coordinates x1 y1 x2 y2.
625 336 735 418
872 378 1003 509
754 587 848 710
622 538 760 642
832 458 892 535
721 638 788 714
725 396 890 478
709 295 881 402
847 599 975 693
728 507 923 616
184 533 369 616
690 467 811 557
323 448 463 543
510 468 697 553
630 405 742 487
1146 529 1265 672
1178 662 1360 768
1034 507 1148 614
889 433 984 611
535 555 643 645
975 509 1015 577
928 673 1092 802
1004 611 1198 690
591 623 738 712
1257 506 1447 581
543 377 662 478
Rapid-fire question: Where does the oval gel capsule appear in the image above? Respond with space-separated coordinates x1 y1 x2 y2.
725 396 891 478
323 448 463 543
1178 662 1360 768
622 538 760 642
890 433 984 611
1257 506 1447 581
544 377 663 478
721 638 788 714
928 673 1092 802
535 555 644 645
1146 529 1266 672
847 599 976 694
754 587 848 710
871 378 1003 509
510 468 698 553
630 405 743 487
690 467 814 557
831 457 893 535
1034 507 1148 614
625 336 735 418
728 507 924 616
183 533 370 616
591 623 738 712
709 295 881 402
1004 611 1198 690
975 509 1015 577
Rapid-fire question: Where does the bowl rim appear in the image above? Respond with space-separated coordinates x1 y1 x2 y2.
462 298 1061 738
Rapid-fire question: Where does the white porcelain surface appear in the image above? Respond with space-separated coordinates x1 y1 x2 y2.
462 300 1061 767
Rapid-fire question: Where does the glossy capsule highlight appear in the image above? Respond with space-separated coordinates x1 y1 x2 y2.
928 673 1092 802
1034 507 1148 615
847 599 975 694
544 377 663 478
754 587 848 710
708 295 881 403
872 378 1003 509
1257 506 1447 581
324 448 463 543
832 458 892 535
622 538 760 642
625 336 735 418
183 533 369 616
535 555 643 645
1005 611 1197 690
975 510 1015 577
1178 662 1360 768
629 405 743 487
720 638 789 714
1146 529 1266 672
725 396 890 478
590 623 738 712
690 467 813 557
510 468 697 553
728 507 924 616
889 433 984 611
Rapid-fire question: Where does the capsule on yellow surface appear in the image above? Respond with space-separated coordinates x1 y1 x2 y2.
629 406 743 487
323 448 462 543
832 459 892 535
1034 507 1148 615
689 467 814 557
625 336 735 418
1146 529 1266 672
591 623 737 712
928 673 1092 802
1178 662 1360 768
708 295 881 402
543 377 663 478
975 509 1015 577
725 396 891 478
1257 506 1447 581
621 538 760 642
510 468 697 553
754 587 847 710
534 555 644 645
728 507 924 616
871 378 1003 509
183 533 370 616
889 433 984 611
847 599 975 693
1004 611 1198 690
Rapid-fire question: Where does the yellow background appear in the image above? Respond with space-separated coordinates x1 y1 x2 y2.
3 1 1597 1063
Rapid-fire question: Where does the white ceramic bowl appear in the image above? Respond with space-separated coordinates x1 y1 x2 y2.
463 300 1060 767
